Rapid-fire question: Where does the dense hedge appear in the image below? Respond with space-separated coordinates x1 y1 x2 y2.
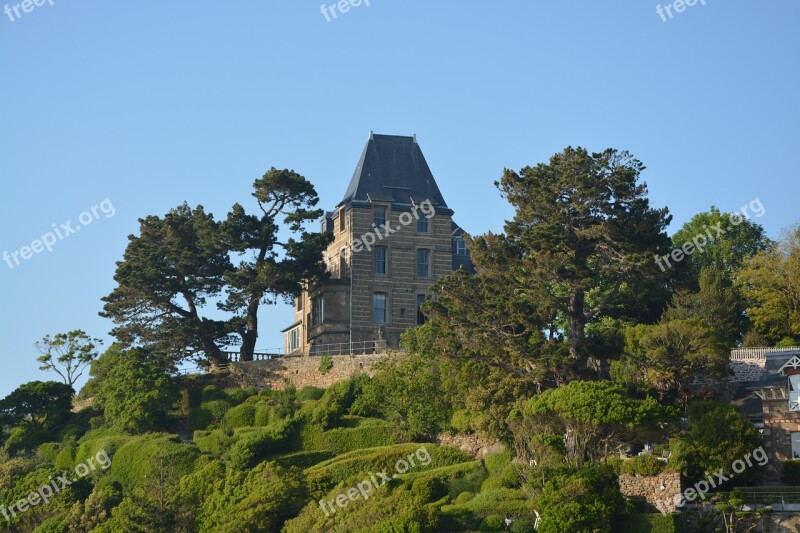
109 433 200 491
73 429 133 471
300 417 411 454
304 444 473 499
614 513 680 532
621 454 664 476
782 460 800 485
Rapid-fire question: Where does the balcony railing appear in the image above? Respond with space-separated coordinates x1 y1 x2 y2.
223 340 388 362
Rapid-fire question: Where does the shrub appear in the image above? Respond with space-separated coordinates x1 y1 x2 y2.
54 442 76 470
451 409 476 433
297 386 325 402
224 387 255 406
224 404 256 428
228 419 298 469
201 399 233 422
614 513 680 532
36 442 61 464
454 491 474 505
73 428 132 468
482 514 505 531
194 428 236 458
484 451 512 476
202 385 226 402
412 476 447 501
318 355 333 375
110 434 200 492
301 418 411 454
621 454 663 477
188 407 214 432
783 460 800 485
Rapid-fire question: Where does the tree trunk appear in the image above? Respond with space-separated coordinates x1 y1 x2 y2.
239 299 260 362
566 289 586 360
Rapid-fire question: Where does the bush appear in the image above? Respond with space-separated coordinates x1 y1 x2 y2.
188 407 213 432
201 399 233 422
224 403 256 428
318 355 333 375
224 387 255 406
194 428 236 457
783 460 800 485
454 491 474 505
296 386 325 402
621 454 663 477
110 434 200 492
481 514 505 531
301 417 411 454
484 451 512 476
74 428 132 469
202 385 226 402
36 442 61 464
614 513 679 532
451 409 476 433
228 419 298 469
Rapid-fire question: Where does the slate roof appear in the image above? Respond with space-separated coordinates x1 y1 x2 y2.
340 133 453 214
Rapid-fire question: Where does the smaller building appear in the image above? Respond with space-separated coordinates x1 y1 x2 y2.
730 347 800 480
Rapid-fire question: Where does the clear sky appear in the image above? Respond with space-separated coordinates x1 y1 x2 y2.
1 1 798 397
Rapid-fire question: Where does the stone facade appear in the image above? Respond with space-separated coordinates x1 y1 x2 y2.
226 353 390 391
618 471 682 514
761 396 800 480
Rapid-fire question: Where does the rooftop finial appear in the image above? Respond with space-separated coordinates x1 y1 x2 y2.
369 130 374 140
413 133 417 143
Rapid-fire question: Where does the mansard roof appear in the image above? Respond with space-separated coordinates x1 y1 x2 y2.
340 132 453 214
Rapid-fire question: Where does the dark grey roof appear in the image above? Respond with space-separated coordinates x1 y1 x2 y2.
340 133 452 214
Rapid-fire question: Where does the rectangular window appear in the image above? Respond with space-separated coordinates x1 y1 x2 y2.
311 296 324 327
373 293 387 323
417 249 430 277
339 208 345 232
374 246 387 275
374 206 387 228
793 432 800 460
790 375 800 411
287 327 300 352
339 250 347 278
417 212 429 233
416 294 427 325
455 237 467 256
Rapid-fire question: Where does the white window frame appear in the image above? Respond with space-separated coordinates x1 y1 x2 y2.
373 293 388 324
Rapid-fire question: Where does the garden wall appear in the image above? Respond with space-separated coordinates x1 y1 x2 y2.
227 353 390 390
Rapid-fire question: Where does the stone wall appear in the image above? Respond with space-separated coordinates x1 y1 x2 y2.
761 398 800 481
435 433 504 459
226 353 390 391
618 471 682 514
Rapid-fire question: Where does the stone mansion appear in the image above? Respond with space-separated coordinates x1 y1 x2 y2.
282 132 473 355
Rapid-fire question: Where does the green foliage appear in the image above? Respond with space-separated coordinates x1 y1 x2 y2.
110 433 200 491
620 454 663 476
352 353 453 437
228 418 298 469
672 206 770 280
296 386 325 402
301 417 410 454
35 329 103 387
310 374 369 430
534 464 624 533
782 460 800 485
676 401 765 482
0 380 74 434
223 402 256 428
177 460 307 532
318 355 333 374
74 428 132 469
737 226 800 344
91 346 179 433
518 381 672 465
614 513 680 532
100 203 233 367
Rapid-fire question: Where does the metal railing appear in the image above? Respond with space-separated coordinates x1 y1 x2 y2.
730 347 800 361
308 339 387 356
222 340 389 362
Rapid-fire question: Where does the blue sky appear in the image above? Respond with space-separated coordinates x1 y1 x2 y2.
1 1 798 396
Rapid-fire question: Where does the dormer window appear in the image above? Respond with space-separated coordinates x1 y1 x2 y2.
454 237 467 256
